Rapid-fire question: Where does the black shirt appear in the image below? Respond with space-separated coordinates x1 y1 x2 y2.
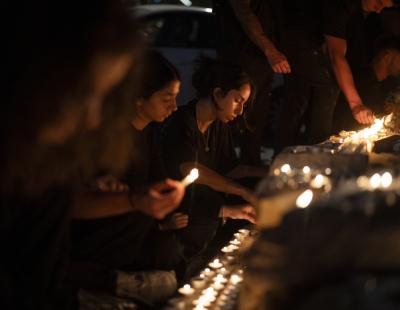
323 0 375 69
123 124 166 190
162 101 238 219
280 0 324 51
213 0 279 75
71 124 165 271
162 101 238 180
0 186 74 310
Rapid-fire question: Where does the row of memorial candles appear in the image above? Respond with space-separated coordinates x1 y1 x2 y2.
273 163 333 193
172 229 250 309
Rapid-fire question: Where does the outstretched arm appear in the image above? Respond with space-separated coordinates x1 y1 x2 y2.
325 35 374 124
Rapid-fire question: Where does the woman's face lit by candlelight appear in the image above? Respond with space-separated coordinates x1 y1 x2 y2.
137 80 180 123
213 83 252 123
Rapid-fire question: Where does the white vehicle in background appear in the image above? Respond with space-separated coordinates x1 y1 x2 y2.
135 5 216 105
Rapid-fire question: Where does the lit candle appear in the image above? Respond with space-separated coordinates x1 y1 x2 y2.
230 274 243 285
178 284 194 296
381 172 393 188
209 259 223 269
234 232 244 240
302 166 311 174
311 174 325 189
238 229 250 236
212 281 224 291
296 190 313 209
202 268 215 277
369 173 381 189
281 164 291 174
202 287 218 297
193 296 212 307
214 274 228 283
181 168 199 187
221 246 233 253
229 238 241 246
219 267 229 275
192 276 206 289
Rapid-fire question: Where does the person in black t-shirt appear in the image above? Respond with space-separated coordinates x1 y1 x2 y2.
323 0 398 126
332 36 400 132
70 51 186 303
163 57 266 258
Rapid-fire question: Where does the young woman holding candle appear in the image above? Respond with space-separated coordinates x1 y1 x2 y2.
70 50 188 304
162 57 262 258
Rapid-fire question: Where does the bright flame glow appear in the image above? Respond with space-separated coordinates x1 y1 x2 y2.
281 164 291 174
303 166 311 174
370 173 381 189
381 172 393 188
311 174 325 188
339 114 392 153
296 190 313 208
181 168 199 187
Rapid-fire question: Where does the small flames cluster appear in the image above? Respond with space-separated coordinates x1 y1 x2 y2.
330 113 395 153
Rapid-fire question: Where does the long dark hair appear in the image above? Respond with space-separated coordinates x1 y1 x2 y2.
192 56 254 102
136 49 181 100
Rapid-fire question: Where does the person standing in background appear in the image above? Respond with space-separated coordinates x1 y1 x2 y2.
213 0 290 164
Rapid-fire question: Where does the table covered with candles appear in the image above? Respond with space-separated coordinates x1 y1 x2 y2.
167 112 400 310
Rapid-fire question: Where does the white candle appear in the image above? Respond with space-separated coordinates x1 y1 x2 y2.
181 168 199 187
219 267 229 275
221 246 233 253
234 232 244 240
238 229 250 236
209 259 223 269
230 239 241 246
212 281 224 291
230 274 243 285
214 274 228 283
381 172 393 188
202 268 215 277
178 284 194 296
192 276 206 289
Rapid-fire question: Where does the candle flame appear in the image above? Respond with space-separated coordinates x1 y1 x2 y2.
381 172 393 188
281 164 291 174
303 166 311 174
187 168 199 182
181 168 199 187
370 173 381 189
296 190 313 208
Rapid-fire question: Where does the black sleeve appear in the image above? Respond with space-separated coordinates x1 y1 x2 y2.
147 125 167 183
322 0 348 40
216 123 238 174
162 111 199 180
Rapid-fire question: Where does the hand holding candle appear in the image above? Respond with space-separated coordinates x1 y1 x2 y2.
181 168 199 187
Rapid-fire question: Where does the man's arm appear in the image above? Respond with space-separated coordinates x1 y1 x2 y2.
325 35 374 124
229 0 290 74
